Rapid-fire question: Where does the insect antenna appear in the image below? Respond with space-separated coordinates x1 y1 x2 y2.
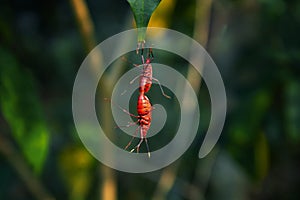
104 98 138 118
114 121 138 129
121 56 142 68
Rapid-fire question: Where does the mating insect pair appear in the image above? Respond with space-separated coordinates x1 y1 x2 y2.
109 48 170 157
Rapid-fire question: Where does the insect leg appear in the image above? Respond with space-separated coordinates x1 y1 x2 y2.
130 127 150 157
144 138 151 158
152 77 171 99
125 126 139 150
129 74 140 85
131 138 144 154
148 47 154 59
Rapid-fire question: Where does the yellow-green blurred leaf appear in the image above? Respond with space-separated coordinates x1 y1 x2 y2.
0 47 50 173
254 132 269 180
230 89 271 144
228 89 271 176
59 145 95 200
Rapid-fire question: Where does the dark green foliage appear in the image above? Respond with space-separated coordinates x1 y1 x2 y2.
127 0 161 42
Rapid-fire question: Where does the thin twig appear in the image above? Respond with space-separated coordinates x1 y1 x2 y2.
186 0 212 92
152 0 213 199
151 162 179 200
185 0 214 199
0 133 55 200
69 0 97 52
69 1 117 200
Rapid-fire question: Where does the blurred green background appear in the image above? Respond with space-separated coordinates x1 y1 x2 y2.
1 0 300 199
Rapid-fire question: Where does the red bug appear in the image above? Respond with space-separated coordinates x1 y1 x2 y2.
130 48 171 99
105 94 153 158
125 93 152 157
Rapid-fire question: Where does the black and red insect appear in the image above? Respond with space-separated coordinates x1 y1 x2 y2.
124 93 152 157
130 48 171 99
106 48 170 157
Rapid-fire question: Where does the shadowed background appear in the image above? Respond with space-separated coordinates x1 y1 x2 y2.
0 0 300 199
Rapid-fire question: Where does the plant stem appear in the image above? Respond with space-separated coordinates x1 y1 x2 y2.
69 1 117 200
0 133 55 200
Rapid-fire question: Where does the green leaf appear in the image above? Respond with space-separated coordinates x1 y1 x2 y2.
127 0 161 42
285 79 300 144
0 47 50 173
229 89 271 144
227 89 271 177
